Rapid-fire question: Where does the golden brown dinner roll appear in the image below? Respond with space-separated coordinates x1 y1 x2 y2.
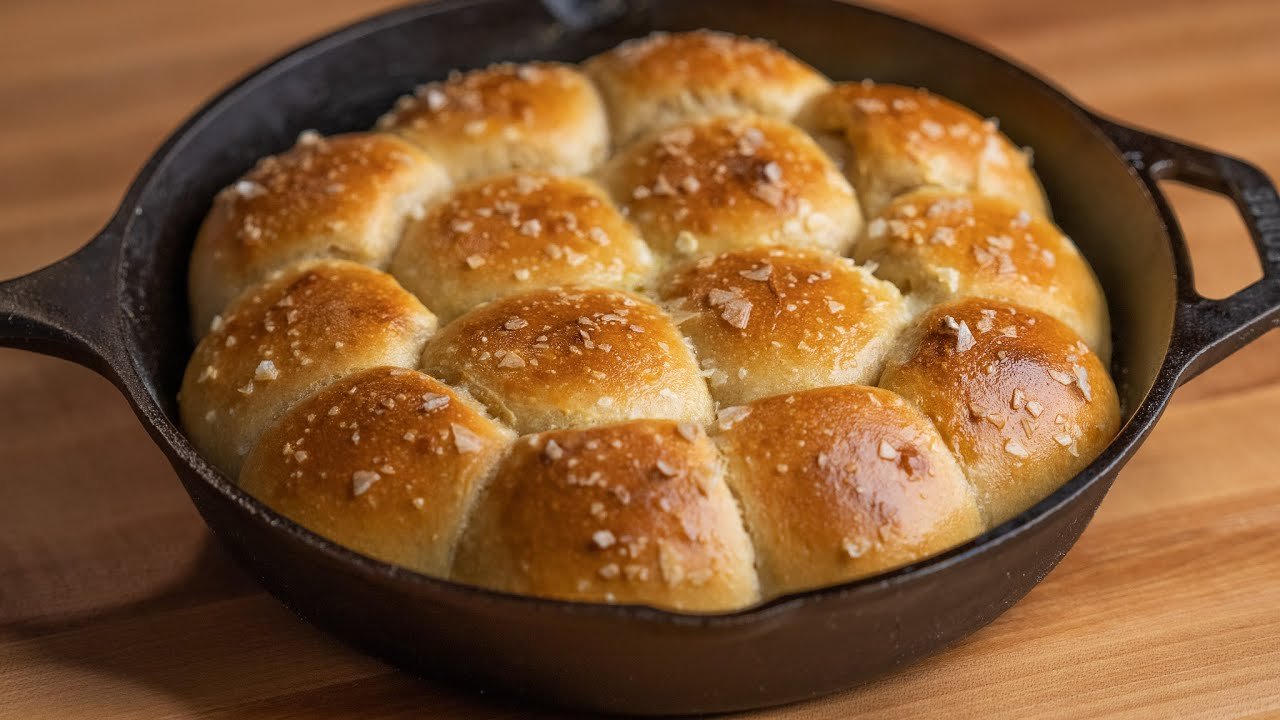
798 81 1047 218
420 287 713 434
714 385 983 596
879 298 1120 525
179 31 1126 607
389 172 654 321
584 30 831 147
179 260 437 477
240 367 513 577
856 189 1110 360
188 131 449 335
376 62 609 183
452 419 759 611
657 246 908 405
600 115 862 265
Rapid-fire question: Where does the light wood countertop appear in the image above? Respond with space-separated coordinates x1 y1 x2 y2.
1 0 1277 717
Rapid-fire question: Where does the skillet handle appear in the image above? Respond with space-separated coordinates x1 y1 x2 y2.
0 225 125 379
1097 116 1280 384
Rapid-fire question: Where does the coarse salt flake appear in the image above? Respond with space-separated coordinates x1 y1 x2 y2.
254 360 280 381
352 470 381 496
420 393 450 412
1005 439 1030 458
717 405 752 430
1049 369 1075 386
498 352 527 368
955 320 976 352
452 423 484 453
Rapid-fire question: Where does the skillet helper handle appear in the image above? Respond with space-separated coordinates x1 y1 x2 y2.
0 226 125 378
1098 116 1280 384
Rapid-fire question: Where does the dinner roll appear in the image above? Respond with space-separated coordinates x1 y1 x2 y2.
856 189 1110 360
188 131 449 335
879 298 1120 525
240 367 513 577
600 115 862 266
713 385 983 596
179 31 1126 607
420 287 713 434
657 246 908 405
452 419 759 611
376 62 609 182
798 81 1047 218
389 172 654 321
179 260 437 477
584 30 831 147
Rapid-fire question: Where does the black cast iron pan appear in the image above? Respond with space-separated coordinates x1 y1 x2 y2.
2 0 1279 714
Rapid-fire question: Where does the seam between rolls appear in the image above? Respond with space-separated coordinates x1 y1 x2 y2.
705 433 766 606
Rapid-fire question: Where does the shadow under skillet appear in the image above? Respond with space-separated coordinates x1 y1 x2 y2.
0 357 595 719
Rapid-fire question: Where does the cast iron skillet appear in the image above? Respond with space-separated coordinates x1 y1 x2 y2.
2 0 1278 714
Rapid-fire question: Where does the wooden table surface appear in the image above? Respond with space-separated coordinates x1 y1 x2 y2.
2 0 1278 717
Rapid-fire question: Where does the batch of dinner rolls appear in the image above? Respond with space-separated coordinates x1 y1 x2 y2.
180 30 1120 612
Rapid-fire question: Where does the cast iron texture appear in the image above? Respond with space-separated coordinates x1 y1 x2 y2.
2 0 1278 714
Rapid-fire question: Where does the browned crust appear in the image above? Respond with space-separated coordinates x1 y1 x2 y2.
879 298 1120 525
240 366 513 577
798 82 1047 217
390 172 654 321
188 131 447 334
856 189 1110 360
657 246 908 404
584 30 831 145
179 260 437 477
452 419 759 611
419 287 713 434
714 384 983 595
377 62 609 181
601 115 861 264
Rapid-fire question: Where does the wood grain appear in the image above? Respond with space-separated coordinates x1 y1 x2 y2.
1 0 1277 717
